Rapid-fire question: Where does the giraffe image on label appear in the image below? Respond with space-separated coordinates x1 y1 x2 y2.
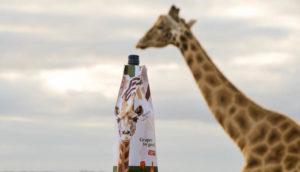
136 5 300 172
113 65 158 172
115 93 143 172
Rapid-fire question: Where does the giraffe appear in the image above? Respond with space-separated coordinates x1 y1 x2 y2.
115 93 144 172
136 5 300 172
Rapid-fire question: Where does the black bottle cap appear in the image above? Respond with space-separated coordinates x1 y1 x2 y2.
128 54 139 65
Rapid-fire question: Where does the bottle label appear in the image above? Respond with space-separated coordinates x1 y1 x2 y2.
113 65 158 172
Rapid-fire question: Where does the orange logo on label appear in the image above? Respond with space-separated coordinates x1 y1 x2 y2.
148 150 156 156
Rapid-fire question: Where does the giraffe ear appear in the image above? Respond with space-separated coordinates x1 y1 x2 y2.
187 19 196 28
168 5 180 22
135 105 143 116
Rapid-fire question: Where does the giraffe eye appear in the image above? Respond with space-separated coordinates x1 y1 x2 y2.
132 117 138 122
157 25 163 30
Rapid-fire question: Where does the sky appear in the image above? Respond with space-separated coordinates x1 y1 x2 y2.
0 0 299 171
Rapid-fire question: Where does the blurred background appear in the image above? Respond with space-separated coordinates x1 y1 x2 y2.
0 0 299 171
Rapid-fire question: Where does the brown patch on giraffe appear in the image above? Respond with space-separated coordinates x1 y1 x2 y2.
234 110 250 134
186 56 194 67
284 155 299 170
227 123 240 140
215 110 225 126
182 43 188 51
203 63 214 72
192 68 202 81
184 31 192 38
267 112 285 126
202 86 212 106
284 127 300 143
265 166 282 172
205 74 221 87
249 123 269 144
229 106 236 115
216 88 232 108
235 93 248 107
280 121 291 131
124 160 129 168
248 104 266 122
265 144 285 164
268 128 281 146
196 54 203 63
253 144 268 156
288 140 300 154
180 35 187 42
125 150 129 159
246 155 261 169
238 138 246 150
191 43 197 51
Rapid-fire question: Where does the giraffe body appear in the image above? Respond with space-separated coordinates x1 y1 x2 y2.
136 6 300 172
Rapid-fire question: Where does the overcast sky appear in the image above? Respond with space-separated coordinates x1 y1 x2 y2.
0 0 299 171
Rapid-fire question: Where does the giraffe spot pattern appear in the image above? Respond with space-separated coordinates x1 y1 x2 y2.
203 63 214 72
249 123 269 144
265 166 282 172
125 150 129 159
284 127 300 143
238 139 246 150
216 88 232 108
124 160 129 169
280 121 291 131
234 110 250 134
193 69 202 80
182 43 188 51
265 144 285 164
288 140 300 154
205 74 221 87
215 110 225 126
180 35 187 42
187 56 193 66
191 43 197 51
248 105 265 122
196 54 203 63
246 156 261 168
235 93 248 106
267 112 285 126
284 155 299 170
184 31 192 38
253 144 268 156
268 128 281 145
202 86 212 106
228 123 240 140
229 106 236 115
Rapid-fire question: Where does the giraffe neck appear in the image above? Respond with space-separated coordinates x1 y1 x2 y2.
118 140 130 172
174 30 256 147
172 29 300 171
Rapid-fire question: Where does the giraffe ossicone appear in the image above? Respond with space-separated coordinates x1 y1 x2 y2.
136 5 300 172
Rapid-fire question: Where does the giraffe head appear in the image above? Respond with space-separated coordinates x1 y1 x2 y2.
136 5 196 49
115 93 144 141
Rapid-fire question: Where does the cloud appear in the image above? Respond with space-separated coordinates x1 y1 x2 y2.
0 0 300 171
